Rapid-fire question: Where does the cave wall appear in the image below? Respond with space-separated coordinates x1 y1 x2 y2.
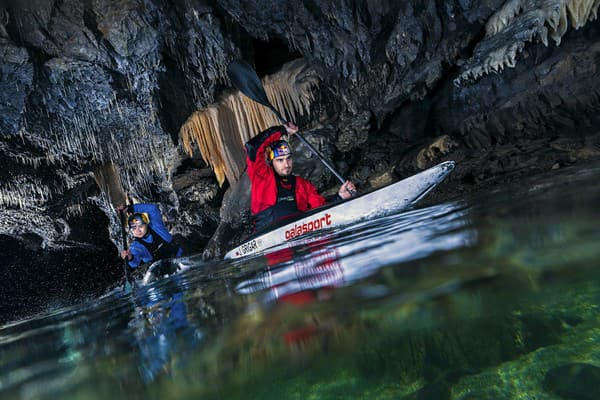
0 0 239 320
1 0 600 320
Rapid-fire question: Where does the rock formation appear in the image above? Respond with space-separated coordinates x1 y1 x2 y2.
1 0 599 321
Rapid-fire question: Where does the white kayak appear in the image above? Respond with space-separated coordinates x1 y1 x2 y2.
225 160 456 259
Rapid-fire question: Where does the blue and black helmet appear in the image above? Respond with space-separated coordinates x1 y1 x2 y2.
128 213 149 227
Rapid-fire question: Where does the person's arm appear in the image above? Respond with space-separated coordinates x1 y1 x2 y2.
124 241 152 268
296 177 327 210
324 181 357 203
307 185 327 209
324 193 343 203
337 181 356 200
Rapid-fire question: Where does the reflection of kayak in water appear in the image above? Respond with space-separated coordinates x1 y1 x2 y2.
225 161 456 259
235 199 481 306
235 245 344 299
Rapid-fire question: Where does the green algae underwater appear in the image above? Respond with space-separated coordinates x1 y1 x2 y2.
1 161 599 400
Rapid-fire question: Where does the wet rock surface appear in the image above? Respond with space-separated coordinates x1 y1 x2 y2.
543 363 600 400
1 0 600 321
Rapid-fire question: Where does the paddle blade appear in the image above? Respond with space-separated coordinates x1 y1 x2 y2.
94 162 126 207
227 60 272 108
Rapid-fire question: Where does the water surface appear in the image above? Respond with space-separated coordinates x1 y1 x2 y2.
1 162 599 400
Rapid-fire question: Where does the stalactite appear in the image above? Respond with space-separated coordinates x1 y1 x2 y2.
179 59 320 186
181 107 228 184
457 0 600 85
0 209 70 248
21 88 176 201
66 204 85 218
12 54 183 207
0 176 50 209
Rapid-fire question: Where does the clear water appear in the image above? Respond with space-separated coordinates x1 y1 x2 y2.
1 162 599 400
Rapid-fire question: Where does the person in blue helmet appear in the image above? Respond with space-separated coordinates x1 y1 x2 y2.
118 203 183 268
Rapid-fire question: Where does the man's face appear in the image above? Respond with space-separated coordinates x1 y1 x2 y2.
129 222 148 238
272 155 293 177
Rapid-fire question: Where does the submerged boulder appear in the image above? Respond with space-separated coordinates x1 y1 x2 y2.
543 363 600 400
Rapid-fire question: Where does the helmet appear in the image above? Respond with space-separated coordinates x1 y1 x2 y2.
267 140 292 161
128 213 149 227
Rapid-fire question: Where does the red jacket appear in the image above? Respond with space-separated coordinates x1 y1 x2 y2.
246 126 327 215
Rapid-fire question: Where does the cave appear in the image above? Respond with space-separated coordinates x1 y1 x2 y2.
1 0 600 322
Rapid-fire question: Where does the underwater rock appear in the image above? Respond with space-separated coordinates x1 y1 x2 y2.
517 314 565 353
402 381 451 400
543 363 600 400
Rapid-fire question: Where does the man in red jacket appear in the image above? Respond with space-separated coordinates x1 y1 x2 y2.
245 122 355 231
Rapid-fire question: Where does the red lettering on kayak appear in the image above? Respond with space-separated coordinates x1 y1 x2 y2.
284 213 332 241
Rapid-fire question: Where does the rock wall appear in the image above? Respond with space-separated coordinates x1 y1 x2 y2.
1 0 599 320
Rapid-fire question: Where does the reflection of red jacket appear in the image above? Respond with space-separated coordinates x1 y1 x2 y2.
245 126 326 215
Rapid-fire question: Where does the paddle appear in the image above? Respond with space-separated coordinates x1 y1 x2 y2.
118 208 133 290
227 60 348 186
93 163 133 291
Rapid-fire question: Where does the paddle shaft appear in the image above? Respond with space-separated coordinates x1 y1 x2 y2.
119 209 131 287
267 106 346 184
